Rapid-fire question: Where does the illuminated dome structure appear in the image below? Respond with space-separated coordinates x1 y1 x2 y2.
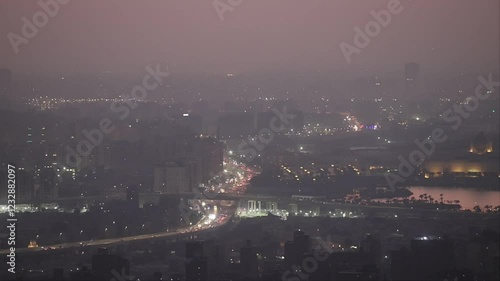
469 132 493 155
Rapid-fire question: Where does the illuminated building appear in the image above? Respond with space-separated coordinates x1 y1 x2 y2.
28 240 38 248
469 131 493 155
34 167 58 199
424 132 498 178
424 160 498 178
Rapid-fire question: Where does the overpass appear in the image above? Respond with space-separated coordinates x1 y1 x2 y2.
0 214 234 257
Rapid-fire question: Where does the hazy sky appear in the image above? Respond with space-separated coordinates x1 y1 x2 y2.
1 0 499 76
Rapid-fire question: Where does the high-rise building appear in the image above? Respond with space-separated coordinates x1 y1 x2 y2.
17 169 33 200
240 240 258 279
157 196 184 228
177 113 203 134
34 167 58 199
360 233 382 264
204 240 227 278
193 139 224 184
186 257 208 281
217 112 254 139
91 248 130 281
391 236 454 280
284 230 311 268
126 185 139 209
186 242 209 281
153 163 191 194
186 241 204 259
184 240 226 280
293 230 310 255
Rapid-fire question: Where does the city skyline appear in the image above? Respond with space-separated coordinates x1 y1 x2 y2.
0 1 499 280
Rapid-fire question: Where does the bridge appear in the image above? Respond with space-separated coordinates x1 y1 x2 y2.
0 214 234 258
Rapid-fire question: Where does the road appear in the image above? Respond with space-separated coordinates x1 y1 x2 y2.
0 214 231 255
0 158 255 255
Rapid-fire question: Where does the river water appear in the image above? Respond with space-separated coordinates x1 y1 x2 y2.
408 186 500 210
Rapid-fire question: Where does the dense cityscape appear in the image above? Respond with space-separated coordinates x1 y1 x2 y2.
1 1 499 280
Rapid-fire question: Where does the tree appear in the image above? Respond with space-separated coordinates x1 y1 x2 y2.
473 205 482 213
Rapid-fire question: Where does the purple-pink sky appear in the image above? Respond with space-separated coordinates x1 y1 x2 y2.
1 0 499 76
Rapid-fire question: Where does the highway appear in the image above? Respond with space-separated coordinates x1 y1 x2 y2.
0 157 254 256
0 213 231 255
10 160 396 256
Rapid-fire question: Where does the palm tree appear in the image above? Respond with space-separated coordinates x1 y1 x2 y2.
473 205 482 213
439 194 444 204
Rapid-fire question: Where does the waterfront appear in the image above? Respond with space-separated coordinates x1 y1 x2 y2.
408 186 500 210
